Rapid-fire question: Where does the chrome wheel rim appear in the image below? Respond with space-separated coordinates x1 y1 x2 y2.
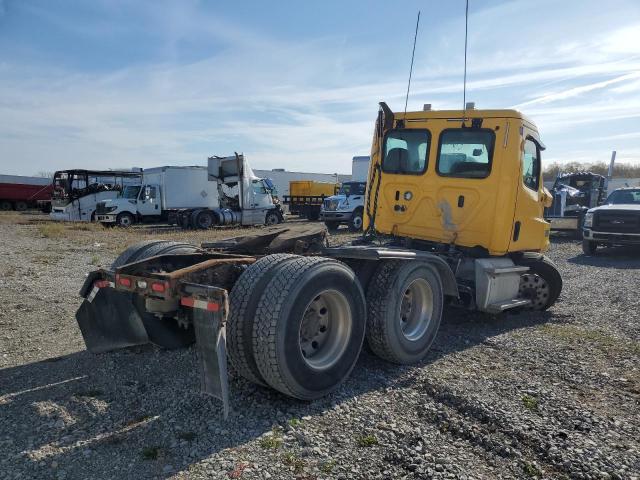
120 216 132 227
518 273 550 310
399 278 434 341
299 289 352 370
352 216 363 229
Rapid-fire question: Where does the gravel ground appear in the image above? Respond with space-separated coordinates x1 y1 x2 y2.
1 212 639 480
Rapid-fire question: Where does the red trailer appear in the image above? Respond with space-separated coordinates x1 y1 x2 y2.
0 175 53 211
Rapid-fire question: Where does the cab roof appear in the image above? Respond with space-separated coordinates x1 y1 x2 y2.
396 108 531 122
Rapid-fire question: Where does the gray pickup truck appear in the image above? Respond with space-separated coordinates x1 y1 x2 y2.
582 187 640 254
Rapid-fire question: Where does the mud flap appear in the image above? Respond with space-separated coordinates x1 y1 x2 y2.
75 288 149 353
192 309 229 418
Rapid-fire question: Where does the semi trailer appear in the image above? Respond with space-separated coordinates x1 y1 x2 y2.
75 103 562 416
96 155 283 228
0 174 53 211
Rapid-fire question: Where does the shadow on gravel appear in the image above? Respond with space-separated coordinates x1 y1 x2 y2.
0 307 555 479
567 245 640 268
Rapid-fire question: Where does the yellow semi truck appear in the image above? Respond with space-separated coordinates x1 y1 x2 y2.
75 102 562 416
284 180 339 220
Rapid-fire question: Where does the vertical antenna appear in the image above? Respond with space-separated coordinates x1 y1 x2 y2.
404 11 421 117
462 0 469 113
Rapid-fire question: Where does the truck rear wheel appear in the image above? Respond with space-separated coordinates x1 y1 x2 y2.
365 260 443 364
193 209 215 229
515 254 562 310
252 257 366 400
0 200 13 211
14 201 28 211
116 212 135 228
228 254 298 386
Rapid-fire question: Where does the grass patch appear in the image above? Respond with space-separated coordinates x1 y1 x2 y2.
281 452 305 474
522 461 541 477
141 446 160 460
288 418 302 428
356 434 378 447
38 223 65 238
69 223 101 231
90 254 100 265
319 459 336 473
540 324 640 355
260 433 283 450
177 431 196 441
521 394 539 411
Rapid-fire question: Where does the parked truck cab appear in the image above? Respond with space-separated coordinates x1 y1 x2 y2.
366 104 552 255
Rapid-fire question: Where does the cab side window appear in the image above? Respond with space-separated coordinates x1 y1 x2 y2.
522 139 540 191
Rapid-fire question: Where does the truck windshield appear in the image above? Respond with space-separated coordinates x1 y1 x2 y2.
606 189 640 205
122 185 141 199
339 182 366 196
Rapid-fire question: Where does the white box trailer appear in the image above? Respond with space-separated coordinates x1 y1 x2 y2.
142 166 219 210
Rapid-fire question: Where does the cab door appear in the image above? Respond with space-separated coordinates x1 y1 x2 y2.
510 133 550 252
138 185 160 216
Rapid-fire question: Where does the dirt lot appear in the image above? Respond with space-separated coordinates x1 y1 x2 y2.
1 212 639 480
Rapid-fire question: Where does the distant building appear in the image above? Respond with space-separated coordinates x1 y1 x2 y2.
254 169 351 197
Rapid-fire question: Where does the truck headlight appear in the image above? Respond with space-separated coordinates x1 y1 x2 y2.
583 212 593 228
106 206 118 213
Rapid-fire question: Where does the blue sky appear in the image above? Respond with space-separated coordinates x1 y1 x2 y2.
1 0 639 176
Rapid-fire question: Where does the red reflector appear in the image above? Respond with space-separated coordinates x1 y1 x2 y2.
180 297 195 308
94 280 110 289
117 276 131 287
206 302 219 312
151 282 167 293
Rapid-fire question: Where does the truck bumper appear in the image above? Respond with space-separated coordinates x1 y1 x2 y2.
547 216 579 230
583 229 640 245
96 214 116 223
320 211 352 222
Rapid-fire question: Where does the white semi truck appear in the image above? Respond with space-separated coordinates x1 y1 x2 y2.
320 156 370 231
96 155 284 228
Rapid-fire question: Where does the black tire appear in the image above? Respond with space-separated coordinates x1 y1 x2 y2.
228 254 298 386
111 240 172 269
252 257 366 400
116 212 135 228
324 221 340 231
306 210 320 221
348 208 364 232
194 209 215 229
0 200 13 211
515 254 563 310
582 239 597 255
14 201 28 211
265 210 280 226
365 260 443 364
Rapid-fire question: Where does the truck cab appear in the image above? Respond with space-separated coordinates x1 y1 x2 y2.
96 184 160 227
366 103 552 256
320 181 367 231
